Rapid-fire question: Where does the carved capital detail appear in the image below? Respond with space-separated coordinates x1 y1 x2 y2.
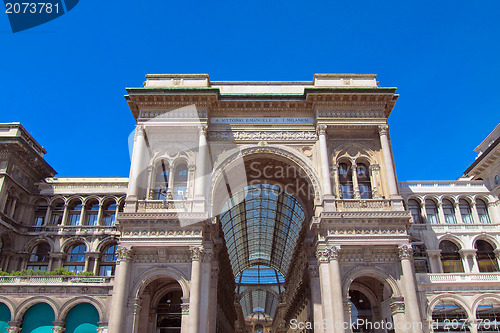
398 244 413 260
317 124 327 136
116 246 133 262
199 125 208 136
329 245 341 260
315 248 331 263
369 164 380 172
189 246 204 261
378 124 389 136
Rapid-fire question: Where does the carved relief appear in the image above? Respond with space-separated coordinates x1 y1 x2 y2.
208 131 318 142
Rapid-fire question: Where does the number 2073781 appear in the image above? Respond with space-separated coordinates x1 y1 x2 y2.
5 2 60 14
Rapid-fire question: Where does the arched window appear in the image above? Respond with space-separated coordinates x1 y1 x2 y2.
425 199 440 224
475 240 499 272
356 163 372 199
443 199 457 224
27 242 50 271
68 201 82 226
50 201 64 225
477 199 491 224
412 241 429 273
338 162 353 199
99 244 117 276
408 199 423 224
102 201 116 226
476 299 500 332
432 301 469 332
65 243 86 274
459 199 473 224
440 240 464 273
154 160 170 200
33 201 48 230
173 163 188 200
85 200 99 226
156 290 182 333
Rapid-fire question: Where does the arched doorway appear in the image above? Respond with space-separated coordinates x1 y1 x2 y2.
156 290 183 333
211 151 319 332
20 302 55 333
0 303 10 333
65 303 100 333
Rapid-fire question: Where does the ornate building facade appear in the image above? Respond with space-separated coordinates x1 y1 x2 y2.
0 74 499 333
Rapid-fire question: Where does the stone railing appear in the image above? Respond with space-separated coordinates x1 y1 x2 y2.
416 273 500 284
0 276 113 285
335 199 392 211
412 223 499 232
137 199 192 212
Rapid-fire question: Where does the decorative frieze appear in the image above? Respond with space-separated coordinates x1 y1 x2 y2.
208 130 318 142
318 110 385 118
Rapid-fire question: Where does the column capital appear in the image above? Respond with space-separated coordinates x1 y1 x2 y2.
51 324 65 333
116 246 133 262
369 164 380 172
317 124 327 136
308 264 319 278
329 245 341 260
377 124 389 136
135 125 145 137
459 249 477 259
199 125 208 135
398 244 413 260
315 248 331 263
426 249 442 257
390 296 405 315
189 245 204 261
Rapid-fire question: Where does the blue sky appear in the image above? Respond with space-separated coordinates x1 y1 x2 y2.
1 0 499 180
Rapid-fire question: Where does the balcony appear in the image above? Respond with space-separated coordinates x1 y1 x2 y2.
0 276 113 285
411 223 499 232
416 273 500 284
137 199 193 212
335 199 392 211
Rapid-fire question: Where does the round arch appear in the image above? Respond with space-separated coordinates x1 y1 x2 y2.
14 296 59 321
427 294 472 320
24 237 54 253
471 234 500 249
333 142 377 165
342 266 402 299
131 266 190 300
59 297 105 323
472 294 500 317
0 297 15 321
60 237 91 253
437 235 466 250
150 283 187 309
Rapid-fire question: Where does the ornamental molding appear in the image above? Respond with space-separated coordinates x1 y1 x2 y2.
319 211 411 220
121 228 203 239
208 130 318 142
317 110 385 118
138 109 208 119
397 244 413 260
326 227 407 236
118 212 209 221
132 250 191 264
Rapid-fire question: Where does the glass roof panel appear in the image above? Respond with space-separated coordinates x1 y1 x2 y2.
220 184 305 277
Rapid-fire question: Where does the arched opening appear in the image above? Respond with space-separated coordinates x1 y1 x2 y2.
84 200 99 226
475 240 499 273
0 303 10 333
99 243 117 276
459 199 473 224
67 201 82 226
27 242 50 271
477 199 491 224
408 199 423 224
347 276 395 333
440 240 464 273
50 201 64 225
425 199 440 224
476 299 500 332
33 201 48 230
64 243 86 274
443 199 457 224
20 302 55 333
64 303 99 333
338 162 353 199
102 201 117 226
153 160 170 200
356 163 372 199
173 163 188 200
432 300 470 332
156 290 183 333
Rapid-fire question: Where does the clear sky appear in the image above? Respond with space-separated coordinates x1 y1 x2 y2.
1 0 499 181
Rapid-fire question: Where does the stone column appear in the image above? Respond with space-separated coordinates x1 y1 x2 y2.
308 263 324 333
398 245 423 333
378 125 398 197
62 203 69 226
188 246 203 333
85 252 99 274
328 246 345 332
389 297 407 333
420 201 429 224
459 249 478 273
7 322 21 333
351 163 360 199
316 248 334 328
194 126 208 199
436 201 445 224
96 203 104 226
318 125 333 196
471 201 481 224
331 165 340 198
494 250 500 270
426 250 443 273
487 202 500 223
454 201 463 224
131 297 142 333
369 164 380 198
108 246 133 333
51 321 65 333
127 126 147 201
181 297 190 333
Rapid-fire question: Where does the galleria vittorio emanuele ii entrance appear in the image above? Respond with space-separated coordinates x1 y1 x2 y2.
4 73 498 333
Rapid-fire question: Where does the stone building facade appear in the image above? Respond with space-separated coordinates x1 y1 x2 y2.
0 74 499 333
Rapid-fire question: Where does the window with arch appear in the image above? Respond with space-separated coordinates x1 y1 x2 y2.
459 199 473 224
408 199 423 224
412 240 429 273
3 193 14 216
432 301 470 332
443 199 457 224
477 199 491 224
33 201 48 230
65 243 86 274
68 201 82 226
425 199 440 224
154 160 170 200
338 162 353 199
27 242 50 271
476 299 500 332
440 240 464 273
173 163 188 200
50 201 64 225
85 200 99 226
475 240 499 273
356 163 372 199
102 201 117 226
99 243 117 276
156 290 183 333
